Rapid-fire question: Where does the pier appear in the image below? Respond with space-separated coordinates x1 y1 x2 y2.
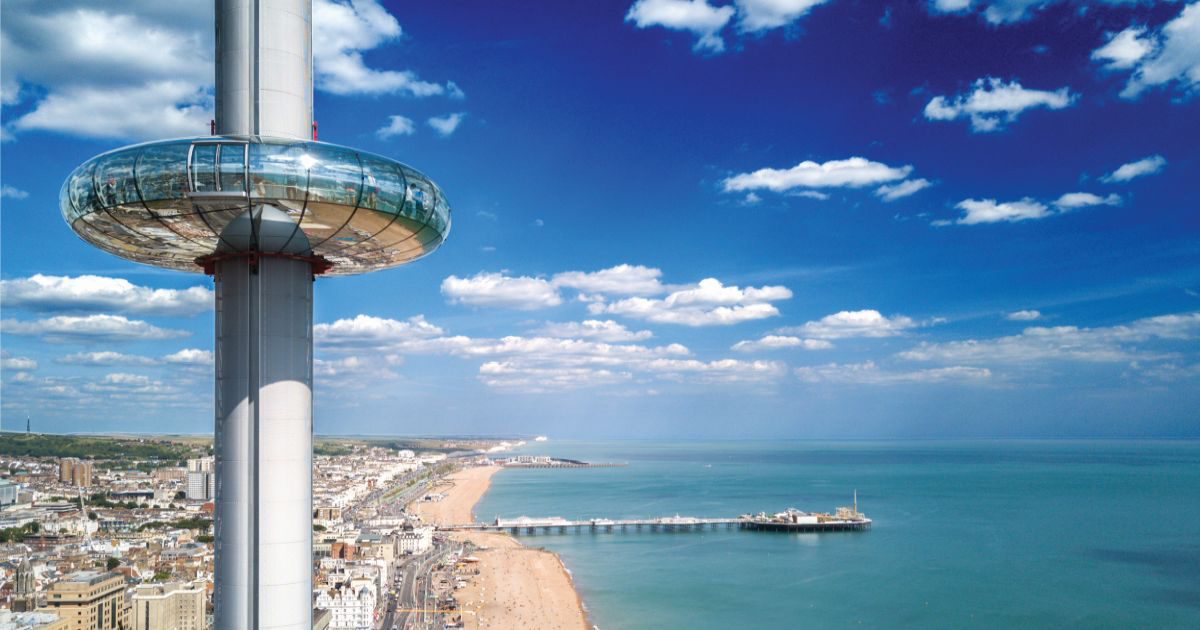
441 514 870 535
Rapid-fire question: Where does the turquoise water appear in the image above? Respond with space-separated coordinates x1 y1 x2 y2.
475 440 1200 628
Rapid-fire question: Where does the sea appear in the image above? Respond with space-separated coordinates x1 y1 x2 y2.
474 440 1200 629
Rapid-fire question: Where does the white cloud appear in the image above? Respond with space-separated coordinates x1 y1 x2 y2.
312 0 450 97
315 314 444 347
1 185 30 199
1053 192 1121 210
0 315 188 342
428 113 465 136
790 190 831 200
1092 26 1154 70
951 198 1051 225
10 80 212 141
898 312 1200 364
478 362 634 391
735 0 829 33
642 357 787 383
782 309 916 339
56 351 158 366
2 0 457 141
592 278 792 326
163 349 213 366
376 115 415 138
551 264 665 296
0 274 212 316
441 273 563 310
924 77 1076 132
731 335 832 352
1099 3 1200 99
1101 155 1167 183
2 2 213 140
796 361 991 384
875 178 932 202
1 356 38 370
536 320 654 342
723 157 911 192
625 0 735 53
929 0 1150 25
1006 310 1042 321
83 372 180 397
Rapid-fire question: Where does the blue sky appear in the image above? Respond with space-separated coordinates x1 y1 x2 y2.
1 0 1197 438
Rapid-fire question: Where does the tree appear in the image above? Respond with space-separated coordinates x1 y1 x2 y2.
88 511 98 520
174 491 186 500
106 556 120 571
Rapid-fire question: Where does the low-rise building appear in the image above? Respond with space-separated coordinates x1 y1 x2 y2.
131 581 207 630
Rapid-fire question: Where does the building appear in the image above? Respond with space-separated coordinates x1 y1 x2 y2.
396 527 433 555
185 472 214 501
0 478 18 506
58 459 93 488
12 556 37 612
314 578 376 630
0 610 70 629
185 458 214 474
131 582 207 630
42 571 129 630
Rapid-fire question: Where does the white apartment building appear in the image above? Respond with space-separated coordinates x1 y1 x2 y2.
396 527 433 555
185 471 214 501
314 578 376 630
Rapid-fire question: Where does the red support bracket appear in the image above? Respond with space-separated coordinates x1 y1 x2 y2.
196 251 333 280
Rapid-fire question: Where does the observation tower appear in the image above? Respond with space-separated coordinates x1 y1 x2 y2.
58 2 451 628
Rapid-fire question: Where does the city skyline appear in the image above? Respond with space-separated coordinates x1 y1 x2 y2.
3 0 1199 439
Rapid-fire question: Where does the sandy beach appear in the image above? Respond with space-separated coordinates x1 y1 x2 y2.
409 466 589 630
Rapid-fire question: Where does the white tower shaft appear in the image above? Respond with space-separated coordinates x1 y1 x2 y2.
213 2 315 628
214 256 313 629
216 0 313 139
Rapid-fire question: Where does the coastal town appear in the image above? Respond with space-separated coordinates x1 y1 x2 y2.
0 433 591 630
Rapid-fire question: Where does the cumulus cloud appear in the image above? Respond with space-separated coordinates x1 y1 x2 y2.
2 0 457 141
591 278 792 326
1 356 38 371
57 351 158 366
625 0 736 53
924 77 1076 132
1101 155 1167 183
551 264 666 296
163 348 213 366
315 314 445 347
723 157 912 193
795 361 991 384
376 115 415 138
441 273 563 310
1052 192 1122 210
1 2 213 139
1 315 187 342
0 275 212 316
1006 310 1042 321
735 0 830 33
875 178 933 202
781 310 917 339
1 185 30 199
949 198 1051 225
929 0 1149 25
312 0 452 96
428 113 466 136
536 320 654 342
1092 25 1154 71
1096 3 1200 99
478 362 634 391
731 335 832 352
898 312 1200 364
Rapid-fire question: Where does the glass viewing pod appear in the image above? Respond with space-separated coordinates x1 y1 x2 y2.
61 136 451 275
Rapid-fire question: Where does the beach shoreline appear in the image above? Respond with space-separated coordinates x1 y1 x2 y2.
409 465 590 630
